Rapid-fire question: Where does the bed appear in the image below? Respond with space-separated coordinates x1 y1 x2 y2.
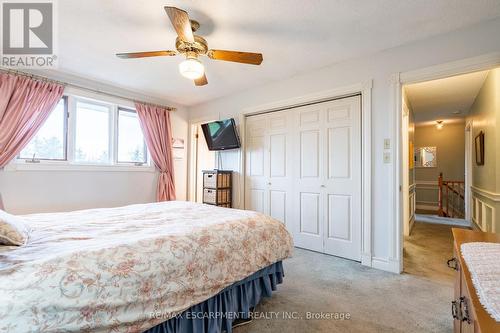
0 201 293 333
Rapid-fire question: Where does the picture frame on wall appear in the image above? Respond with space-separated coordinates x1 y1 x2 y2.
172 138 185 160
475 131 484 166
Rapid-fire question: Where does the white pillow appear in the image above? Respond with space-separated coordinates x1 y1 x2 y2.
0 210 30 246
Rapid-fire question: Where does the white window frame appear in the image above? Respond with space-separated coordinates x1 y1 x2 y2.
17 96 69 162
7 93 154 173
71 96 114 166
116 107 148 166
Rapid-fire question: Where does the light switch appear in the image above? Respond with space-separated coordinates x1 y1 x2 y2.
384 139 391 150
383 152 391 163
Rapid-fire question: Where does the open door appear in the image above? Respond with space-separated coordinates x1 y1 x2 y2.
464 121 473 222
189 122 216 203
402 98 410 236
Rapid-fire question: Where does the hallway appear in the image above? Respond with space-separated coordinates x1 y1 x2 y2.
403 221 460 284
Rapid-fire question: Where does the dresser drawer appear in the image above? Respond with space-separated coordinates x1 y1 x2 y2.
203 173 217 188
203 189 217 204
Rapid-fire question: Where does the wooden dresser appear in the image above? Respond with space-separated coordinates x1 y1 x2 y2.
450 228 500 333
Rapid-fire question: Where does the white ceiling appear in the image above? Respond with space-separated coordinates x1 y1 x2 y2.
405 70 489 124
55 0 500 106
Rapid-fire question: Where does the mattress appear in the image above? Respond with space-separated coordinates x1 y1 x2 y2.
0 201 293 333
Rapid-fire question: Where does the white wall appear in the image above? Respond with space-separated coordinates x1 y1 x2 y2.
188 18 500 269
0 85 189 214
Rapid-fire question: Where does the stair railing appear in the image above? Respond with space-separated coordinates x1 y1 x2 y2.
438 173 465 218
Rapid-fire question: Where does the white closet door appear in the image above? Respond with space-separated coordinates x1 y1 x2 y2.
322 96 361 261
245 115 268 214
245 111 292 226
292 104 325 252
245 95 362 261
267 112 292 226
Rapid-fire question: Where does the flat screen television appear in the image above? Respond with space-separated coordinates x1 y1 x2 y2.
201 118 241 151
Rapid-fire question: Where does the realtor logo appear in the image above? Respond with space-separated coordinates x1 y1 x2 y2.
1 0 57 68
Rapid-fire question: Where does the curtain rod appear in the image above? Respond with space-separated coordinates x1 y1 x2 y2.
0 68 176 111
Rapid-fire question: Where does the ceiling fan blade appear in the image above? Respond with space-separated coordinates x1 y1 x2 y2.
207 50 263 65
116 51 177 59
164 6 194 43
194 73 208 86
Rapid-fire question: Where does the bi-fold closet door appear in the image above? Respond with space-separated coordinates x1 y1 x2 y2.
245 111 293 226
245 95 361 261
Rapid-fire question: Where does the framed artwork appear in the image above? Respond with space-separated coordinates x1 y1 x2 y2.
172 138 185 149
172 138 185 160
414 146 437 168
475 131 484 166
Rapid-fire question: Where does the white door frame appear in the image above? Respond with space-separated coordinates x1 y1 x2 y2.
188 122 199 202
401 100 410 236
240 80 373 267
465 120 473 222
188 119 216 203
392 52 500 273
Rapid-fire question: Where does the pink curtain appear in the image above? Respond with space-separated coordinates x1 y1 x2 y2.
135 102 176 201
0 73 64 167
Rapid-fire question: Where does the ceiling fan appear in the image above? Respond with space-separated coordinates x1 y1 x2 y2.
116 6 263 86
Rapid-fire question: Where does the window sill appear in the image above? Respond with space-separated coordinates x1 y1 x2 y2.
4 162 156 173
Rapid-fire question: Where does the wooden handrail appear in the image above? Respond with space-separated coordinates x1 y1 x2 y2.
438 173 465 218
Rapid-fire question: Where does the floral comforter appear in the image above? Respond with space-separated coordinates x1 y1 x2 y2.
0 201 293 333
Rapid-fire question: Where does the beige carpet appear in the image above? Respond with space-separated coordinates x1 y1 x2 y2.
235 222 455 332
404 221 459 283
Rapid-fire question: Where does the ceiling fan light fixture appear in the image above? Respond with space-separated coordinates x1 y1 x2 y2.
179 57 204 80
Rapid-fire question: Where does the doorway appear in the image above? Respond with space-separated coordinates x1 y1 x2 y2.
189 121 215 203
400 67 499 276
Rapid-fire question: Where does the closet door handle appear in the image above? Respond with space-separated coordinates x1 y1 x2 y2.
320 185 326 188
267 182 272 186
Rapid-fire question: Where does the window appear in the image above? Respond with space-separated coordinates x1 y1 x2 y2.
74 100 111 164
15 94 151 170
117 108 147 164
19 97 68 160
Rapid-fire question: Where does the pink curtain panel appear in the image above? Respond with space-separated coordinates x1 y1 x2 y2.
135 102 176 201
0 73 64 168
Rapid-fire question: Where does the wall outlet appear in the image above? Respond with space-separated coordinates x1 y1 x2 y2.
383 152 391 163
384 139 391 150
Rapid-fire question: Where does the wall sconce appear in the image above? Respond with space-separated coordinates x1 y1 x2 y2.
436 120 444 130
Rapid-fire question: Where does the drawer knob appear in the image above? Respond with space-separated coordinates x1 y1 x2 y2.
447 257 458 271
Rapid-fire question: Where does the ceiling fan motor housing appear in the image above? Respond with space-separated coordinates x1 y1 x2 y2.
175 35 208 56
